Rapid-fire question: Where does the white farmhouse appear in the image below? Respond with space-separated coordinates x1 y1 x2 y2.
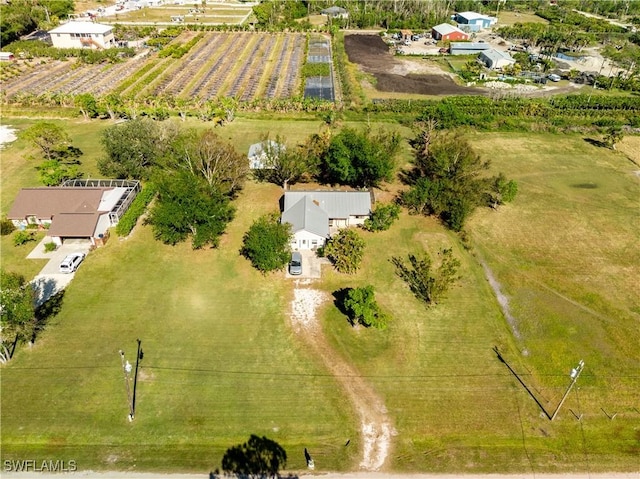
281 191 371 250
48 21 116 49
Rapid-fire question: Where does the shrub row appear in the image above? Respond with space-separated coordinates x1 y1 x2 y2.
158 33 203 59
115 183 157 237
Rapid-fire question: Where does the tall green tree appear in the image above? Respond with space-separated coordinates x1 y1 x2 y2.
147 171 235 249
240 213 292 273
320 127 401 187
324 228 365 274
221 435 287 478
603 126 624 150
342 285 389 329
253 135 319 189
22 121 71 160
363 202 401 232
402 131 516 231
99 119 178 180
169 129 248 196
0 269 36 363
392 248 461 307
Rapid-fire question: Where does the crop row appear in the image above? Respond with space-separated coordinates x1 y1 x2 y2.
3 32 310 102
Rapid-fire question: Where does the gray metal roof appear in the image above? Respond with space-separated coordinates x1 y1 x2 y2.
450 42 490 51
480 48 515 63
432 23 465 36
284 191 371 219
281 195 329 238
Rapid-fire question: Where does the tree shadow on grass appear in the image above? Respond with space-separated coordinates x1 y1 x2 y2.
584 137 607 148
210 434 297 479
332 287 354 326
33 289 65 343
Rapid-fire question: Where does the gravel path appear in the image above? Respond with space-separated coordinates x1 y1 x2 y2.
290 281 394 471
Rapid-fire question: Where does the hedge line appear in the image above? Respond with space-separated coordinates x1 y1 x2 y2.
115 183 157 237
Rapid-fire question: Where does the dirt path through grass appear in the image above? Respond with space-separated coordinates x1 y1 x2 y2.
290 281 394 471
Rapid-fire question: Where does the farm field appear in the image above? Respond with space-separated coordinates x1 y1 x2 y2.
1 118 639 474
0 32 307 102
100 4 253 24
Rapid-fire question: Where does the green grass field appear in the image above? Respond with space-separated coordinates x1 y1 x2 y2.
102 5 251 24
497 11 549 26
1 117 638 473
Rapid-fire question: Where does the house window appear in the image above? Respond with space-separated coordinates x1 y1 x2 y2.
328 219 334 227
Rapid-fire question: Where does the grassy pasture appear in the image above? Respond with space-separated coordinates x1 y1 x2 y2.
102 5 251 24
497 11 549 26
1 117 639 473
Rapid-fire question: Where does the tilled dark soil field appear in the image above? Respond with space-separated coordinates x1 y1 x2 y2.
344 34 483 96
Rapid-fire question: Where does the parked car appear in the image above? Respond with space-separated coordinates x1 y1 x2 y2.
547 73 561 82
289 252 302 275
59 252 85 274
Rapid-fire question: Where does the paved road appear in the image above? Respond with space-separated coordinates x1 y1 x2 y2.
3 471 639 479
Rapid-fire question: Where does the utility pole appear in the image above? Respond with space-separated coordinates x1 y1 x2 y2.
119 349 134 421
551 359 584 421
132 339 143 417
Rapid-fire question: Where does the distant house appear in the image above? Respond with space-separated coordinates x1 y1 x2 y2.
7 180 140 247
321 6 348 19
453 11 497 31
248 140 285 169
479 48 515 69
431 23 469 41
48 21 115 49
449 42 491 55
281 191 371 250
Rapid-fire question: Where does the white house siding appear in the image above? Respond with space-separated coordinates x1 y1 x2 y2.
292 230 326 250
51 31 115 49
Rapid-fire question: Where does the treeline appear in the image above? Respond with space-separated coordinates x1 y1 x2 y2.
5 40 135 64
0 0 74 46
363 95 640 130
535 6 627 34
248 0 451 30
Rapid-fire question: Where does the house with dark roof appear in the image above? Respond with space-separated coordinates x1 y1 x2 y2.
281 191 371 250
7 180 139 247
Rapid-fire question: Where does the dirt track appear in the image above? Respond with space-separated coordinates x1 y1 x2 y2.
289 281 393 471
344 34 484 96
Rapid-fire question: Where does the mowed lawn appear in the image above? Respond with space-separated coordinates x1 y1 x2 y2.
1 118 639 473
0 180 358 472
313 133 639 471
